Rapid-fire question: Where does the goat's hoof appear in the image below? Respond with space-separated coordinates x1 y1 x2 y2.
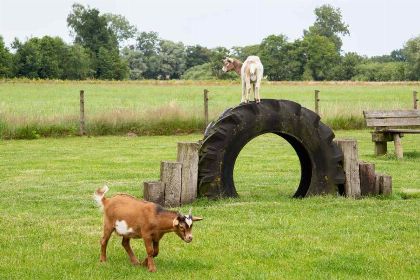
99 257 106 263
131 260 141 266
148 266 157 273
141 259 148 267
256 100 261 103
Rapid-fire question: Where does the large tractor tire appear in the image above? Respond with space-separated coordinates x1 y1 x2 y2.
198 99 345 199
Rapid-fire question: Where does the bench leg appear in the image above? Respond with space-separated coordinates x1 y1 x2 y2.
374 141 387 156
393 134 403 159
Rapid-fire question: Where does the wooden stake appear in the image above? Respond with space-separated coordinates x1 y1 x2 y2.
79 90 85 136
177 142 199 204
393 134 403 159
204 89 209 129
143 181 165 206
314 90 320 115
376 174 392 196
414 91 418 110
160 161 182 207
334 139 361 198
359 162 376 195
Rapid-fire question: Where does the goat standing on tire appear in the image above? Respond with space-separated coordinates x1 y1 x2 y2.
222 56 264 103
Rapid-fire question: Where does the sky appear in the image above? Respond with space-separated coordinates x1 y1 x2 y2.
0 0 419 57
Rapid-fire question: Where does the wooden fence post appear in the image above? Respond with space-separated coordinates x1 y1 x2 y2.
314 90 320 115
204 89 209 129
376 174 392 196
334 139 361 198
177 142 199 204
143 181 165 206
414 91 418 110
79 90 85 136
359 162 377 195
160 161 182 207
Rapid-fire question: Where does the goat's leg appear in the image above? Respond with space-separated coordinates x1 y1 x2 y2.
255 79 261 103
142 237 156 272
245 81 251 103
100 224 113 262
122 237 140 265
252 83 256 102
152 240 160 257
241 81 246 103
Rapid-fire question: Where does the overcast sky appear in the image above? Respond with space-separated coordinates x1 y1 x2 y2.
0 0 419 56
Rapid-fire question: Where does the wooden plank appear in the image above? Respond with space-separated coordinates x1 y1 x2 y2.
143 181 165 206
334 139 361 198
363 110 420 118
177 142 199 204
365 117 420 127
160 161 182 207
383 129 420 134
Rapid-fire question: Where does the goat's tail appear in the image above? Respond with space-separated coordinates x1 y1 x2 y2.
93 185 109 210
249 63 257 81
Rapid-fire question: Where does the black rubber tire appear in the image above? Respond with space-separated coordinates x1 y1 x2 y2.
198 99 345 199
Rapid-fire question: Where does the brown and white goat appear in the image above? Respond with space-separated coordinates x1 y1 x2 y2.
94 185 203 272
222 56 264 103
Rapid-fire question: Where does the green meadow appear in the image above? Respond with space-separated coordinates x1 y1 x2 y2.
0 80 419 138
0 130 419 279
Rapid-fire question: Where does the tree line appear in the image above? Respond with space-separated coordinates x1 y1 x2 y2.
0 3 419 81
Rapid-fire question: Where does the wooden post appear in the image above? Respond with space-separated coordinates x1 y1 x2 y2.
204 89 209 129
393 134 403 159
177 142 199 204
79 90 85 136
376 174 392 196
413 91 418 110
314 90 320 115
334 139 361 198
359 162 377 195
160 161 182 207
143 181 165 206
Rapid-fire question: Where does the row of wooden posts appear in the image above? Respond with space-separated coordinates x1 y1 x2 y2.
142 138 391 207
79 89 418 135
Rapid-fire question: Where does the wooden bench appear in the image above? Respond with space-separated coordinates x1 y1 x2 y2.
363 110 420 159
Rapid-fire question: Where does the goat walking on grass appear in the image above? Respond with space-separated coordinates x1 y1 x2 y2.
94 185 203 272
222 56 264 103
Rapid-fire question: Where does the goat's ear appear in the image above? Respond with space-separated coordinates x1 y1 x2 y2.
227 58 233 63
192 216 203 222
172 218 179 227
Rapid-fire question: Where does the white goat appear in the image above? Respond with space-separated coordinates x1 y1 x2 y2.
222 56 264 103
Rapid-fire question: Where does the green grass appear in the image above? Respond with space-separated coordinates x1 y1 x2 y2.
1 80 419 138
0 130 419 279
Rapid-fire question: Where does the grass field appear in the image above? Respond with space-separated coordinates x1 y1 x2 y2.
1 80 419 138
0 130 419 279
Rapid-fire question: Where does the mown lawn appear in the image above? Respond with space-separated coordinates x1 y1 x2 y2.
0 130 419 279
1 80 419 138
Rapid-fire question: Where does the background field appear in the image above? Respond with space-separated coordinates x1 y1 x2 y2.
1 80 419 138
0 131 419 279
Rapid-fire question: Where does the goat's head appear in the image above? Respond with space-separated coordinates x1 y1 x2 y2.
222 57 236 72
172 208 203 243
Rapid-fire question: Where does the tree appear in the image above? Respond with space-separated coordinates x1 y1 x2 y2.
330 52 364 80
305 4 349 51
0 36 13 78
67 3 129 79
231 44 260 61
185 45 211 69
403 35 420 80
13 38 42 78
158 40 186 79
259 34 290 80
136 31 161 79
62 44 92 79
209 47 237 79
121 46 147 80
302 33 340 80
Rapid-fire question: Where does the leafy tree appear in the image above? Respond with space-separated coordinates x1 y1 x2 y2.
185 45 211 69
231 44 260 61
0 36 13 78
62 44 92 79
403 35 420 80
158 40 186 79
259 34 291 80
305 4 349 51
67 3 129 79
330 52 364 80
121 46 147 80
302 33 340 80
135 31 161 79
37 36 68 79
182 63 215 80
353 62 406 81
13 38 42 78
